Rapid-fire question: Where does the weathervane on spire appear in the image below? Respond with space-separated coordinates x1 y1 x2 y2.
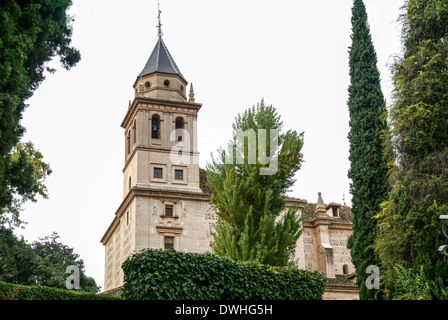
157 1 163 38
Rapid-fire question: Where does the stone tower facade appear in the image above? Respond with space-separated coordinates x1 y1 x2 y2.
101 33 359 300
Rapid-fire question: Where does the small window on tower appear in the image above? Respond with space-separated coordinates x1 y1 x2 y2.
175 118 184 129
165 205 173 217
164 236 174 250
133 120 137 145
151 116 160 139
175 117 184 141
154 167 163 179
343 264 348 275
175 169 183 180
332 207 339 217
163 79 170 87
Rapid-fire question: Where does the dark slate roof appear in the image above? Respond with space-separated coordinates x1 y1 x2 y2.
138 37 187 83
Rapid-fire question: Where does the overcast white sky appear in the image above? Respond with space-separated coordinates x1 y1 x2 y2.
16 0 405 291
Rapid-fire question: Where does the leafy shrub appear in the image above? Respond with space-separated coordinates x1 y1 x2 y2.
0 282 121 300
392 264 448 300
122 249 326 300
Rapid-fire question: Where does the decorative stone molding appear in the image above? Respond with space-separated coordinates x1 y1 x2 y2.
156 225 183 234
319 243 335 279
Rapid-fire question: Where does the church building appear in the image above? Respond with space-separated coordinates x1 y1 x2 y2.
100 15 359 300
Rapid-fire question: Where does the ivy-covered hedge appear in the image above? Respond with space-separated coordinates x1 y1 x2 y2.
0 282 122 300
122 249 326 300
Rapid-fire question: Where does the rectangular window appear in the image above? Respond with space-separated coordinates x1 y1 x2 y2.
165 205 173 217
174 169 183 180
164 236 174 250
154 167 163 179
332 207 338 217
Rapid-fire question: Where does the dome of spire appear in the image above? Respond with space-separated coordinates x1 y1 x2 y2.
137 37 187 83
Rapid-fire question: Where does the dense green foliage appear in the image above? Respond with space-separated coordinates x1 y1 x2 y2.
391 264 448 300
0 281 120 300
0 229 100 293
375 0 448 299
0 0 80 227
345 0 389 300
206 100 304 267
121 249 326 300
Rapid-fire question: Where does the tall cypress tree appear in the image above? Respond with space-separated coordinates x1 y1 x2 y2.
375 0 448 299
346 0 389 300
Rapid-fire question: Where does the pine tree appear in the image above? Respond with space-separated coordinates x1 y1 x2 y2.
375 0 448 299
206 100 304 267
346 0 389 300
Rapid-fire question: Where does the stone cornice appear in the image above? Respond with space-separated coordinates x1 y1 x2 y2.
101 188 352 244
325 284 359 291
132 185 211 200
327 223 354 231
303 218 353 230
309 216 333 227
285 197 308 206
100 186 211 245
122 97 202 129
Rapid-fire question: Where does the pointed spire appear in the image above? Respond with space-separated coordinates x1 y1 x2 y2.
189 83 195 103
137 38 187 82
316 192 325 209
315 192 327 217
136 1 187 83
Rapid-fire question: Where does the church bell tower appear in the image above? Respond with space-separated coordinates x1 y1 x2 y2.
101 5 212 292
123 22 202 198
